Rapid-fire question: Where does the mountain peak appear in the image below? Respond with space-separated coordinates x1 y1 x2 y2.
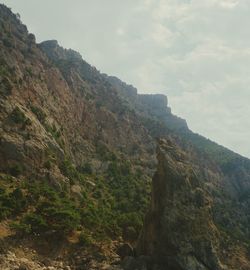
39 40 83 62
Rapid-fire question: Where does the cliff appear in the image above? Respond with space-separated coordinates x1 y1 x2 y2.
0 4 250 270
137 139 224 269
125 138 249 270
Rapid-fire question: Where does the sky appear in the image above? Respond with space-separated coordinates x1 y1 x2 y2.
1 0 250 158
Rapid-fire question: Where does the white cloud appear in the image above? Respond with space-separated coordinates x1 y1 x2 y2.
219 0 239 9
2 0 250 157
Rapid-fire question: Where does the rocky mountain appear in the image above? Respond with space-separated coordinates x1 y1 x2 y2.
0 4 249 270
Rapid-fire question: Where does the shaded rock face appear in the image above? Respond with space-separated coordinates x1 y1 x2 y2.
137 139 224 270
137 94 189 132
138 94 170 116
39 40 82 62
106 76 188 132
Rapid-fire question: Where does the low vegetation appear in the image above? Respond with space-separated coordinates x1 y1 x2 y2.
10 107 31 126
0 155 150 243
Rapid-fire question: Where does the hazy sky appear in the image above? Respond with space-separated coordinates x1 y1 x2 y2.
2 0 250 158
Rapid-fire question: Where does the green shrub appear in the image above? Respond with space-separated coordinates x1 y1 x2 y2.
0 187 26 220
10 107 31 127
11 107 26 123
45 123 62 144
9 188 26 213
10 221 31 234
25 67 33 77
95 143 116 161
12 182 81 236
30 105 46 123
78 231 93 246
22 213 48 234
0 206 11 220
59 159 79 180
0 155 149 243
77 162 92 175
0 77 12 95
9 164 23 177
44 159 52 170
49 208 81 234
0 66 9 77
117 212 143 233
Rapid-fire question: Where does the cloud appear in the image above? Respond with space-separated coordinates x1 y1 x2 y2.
2 0 250 157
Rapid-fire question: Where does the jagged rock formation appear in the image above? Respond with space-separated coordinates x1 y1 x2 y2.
131 138 250 270
137 139 224 269
39 40 82 61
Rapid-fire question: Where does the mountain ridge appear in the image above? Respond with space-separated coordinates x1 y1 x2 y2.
0 4 250 270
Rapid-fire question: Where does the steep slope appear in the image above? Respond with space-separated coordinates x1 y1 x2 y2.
0 4 250 270
0 3 182 256
0 4 156 261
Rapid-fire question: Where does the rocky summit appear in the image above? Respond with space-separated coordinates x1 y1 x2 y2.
0 4 250 270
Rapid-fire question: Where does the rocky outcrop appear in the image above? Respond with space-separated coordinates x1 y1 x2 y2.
106 76 188 132
39 40 82 62
136 139 225 270
139 94 188 131
138 94 170 115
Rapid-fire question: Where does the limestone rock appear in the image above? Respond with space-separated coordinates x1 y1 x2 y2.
137 139 225 270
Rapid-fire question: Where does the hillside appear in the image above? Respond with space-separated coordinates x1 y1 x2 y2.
0 4 249 270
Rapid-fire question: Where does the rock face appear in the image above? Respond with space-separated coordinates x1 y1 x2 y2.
105 76 188 132
0 4 250 270
39 40 82 62
136 139 241 270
